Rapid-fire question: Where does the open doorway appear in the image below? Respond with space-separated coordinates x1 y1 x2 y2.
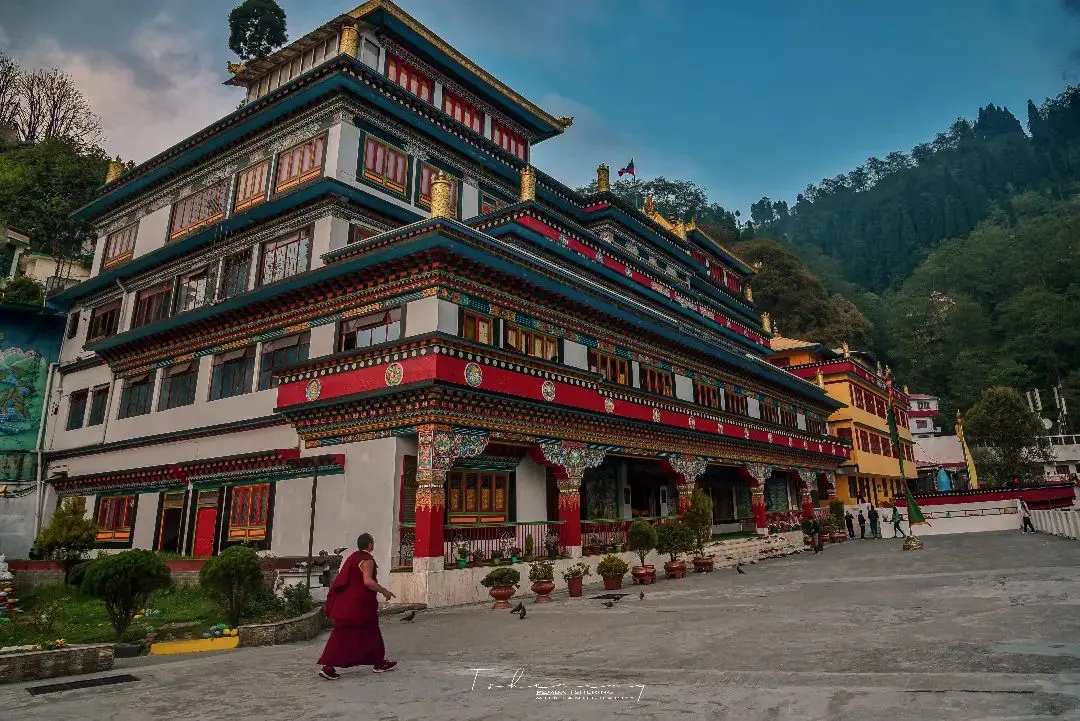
156 491 185 554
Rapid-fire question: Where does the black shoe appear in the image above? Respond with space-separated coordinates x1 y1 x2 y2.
319 668 340 681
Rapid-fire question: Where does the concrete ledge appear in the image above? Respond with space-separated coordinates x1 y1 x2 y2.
149 636 239 656
0 644 114 684
238 608 324 648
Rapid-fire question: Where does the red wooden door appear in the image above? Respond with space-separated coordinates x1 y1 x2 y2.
193 506 218 557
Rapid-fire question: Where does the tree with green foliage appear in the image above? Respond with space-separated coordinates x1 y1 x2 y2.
81 550 171 641
656 521 695 562
33 497 97 583
228 0 288 62
964 386 1053 486
0 136 107 259
2 275 43 305
199 545 265 626
626 520 658 567
683 488 714 556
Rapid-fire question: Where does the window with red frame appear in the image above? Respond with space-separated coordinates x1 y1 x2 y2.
808 415 827 435
442 90 482 133
87 301 121 341
228 484 271 541
772 357 791 368
96 495 136 542
258 228 311 286
761 400 780 424
480 193 506 214
726 273 742 294
446 470 508 522
850 385 863 410
234 159 269 212
588 349 629 386
780 406 798 428
875 396 887 418
102 223 137 268
362 135 408 194
275 135 325 193
858 430 870 452
418 163 459 216
170 180 228 240
694 380 720 409
640 366 674 397
710 265 726 286
506 323 558 362
462 311 493 345
836 427 853 442
492 120 527 160
725 388 749 416
386 54 432 102
131 282 172 329
869 434 882 455
690 249 708 265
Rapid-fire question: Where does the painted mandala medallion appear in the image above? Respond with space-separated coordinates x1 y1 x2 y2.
688 415 696 429
652 407 661 423
305 379 321 402
743 428 751 439
384 362 404 387
464 362 483 387
541 380 556 402
604 398 615 413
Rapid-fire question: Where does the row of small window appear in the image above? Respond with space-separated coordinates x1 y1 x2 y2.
84 227 312 342
384 53 527 161
359 133 509 216
95 484 270 544
688 249 743 295
248 33 342 101
835 427 914 461
460 310 810 428
66 335 310 428
846 477 908 503
101 134 326 268
850 383 909 426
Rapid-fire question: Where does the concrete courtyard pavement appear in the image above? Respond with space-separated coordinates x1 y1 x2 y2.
5 530 1080 720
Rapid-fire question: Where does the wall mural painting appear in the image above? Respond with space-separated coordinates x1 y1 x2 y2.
583 464 617 519
735 481 752 520
764 474 790 514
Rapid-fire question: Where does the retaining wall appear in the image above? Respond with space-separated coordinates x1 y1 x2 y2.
0 644 114 685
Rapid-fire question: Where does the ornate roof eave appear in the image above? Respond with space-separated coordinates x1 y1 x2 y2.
223 14 354 86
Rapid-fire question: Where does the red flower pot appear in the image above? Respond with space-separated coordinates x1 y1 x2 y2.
631 565 657 585
602 576 623 590
663 560 687 579
531 580 555 602
488 585 516 609
692 556 714 573
567 576 584 597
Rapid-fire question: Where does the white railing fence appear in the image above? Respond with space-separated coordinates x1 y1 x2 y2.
1029 509 1080 539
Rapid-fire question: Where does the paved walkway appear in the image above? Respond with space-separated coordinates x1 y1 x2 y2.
5 531 1080 720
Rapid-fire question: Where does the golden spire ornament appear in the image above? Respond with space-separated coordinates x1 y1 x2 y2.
596 164 610 193
520 166 536 202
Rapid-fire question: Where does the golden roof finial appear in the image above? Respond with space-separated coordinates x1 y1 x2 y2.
556 116 574 128
685 218 697 233
105 156 125 184
226 61 246 75
340 23 360 58
761 311 772 334
520 166 536 202
815 368 825 389
875 361 883 376
673 219 687 239
903 384 909 395
885 364 891 377
596 163 610 193
643 195 655 214
841 341 850 358
429 171 453 219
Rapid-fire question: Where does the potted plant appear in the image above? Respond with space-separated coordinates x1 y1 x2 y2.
821 515 837 543
627 520 658 584
510 547 523 564
499 533 515 563
480 566 520 609
685 488 715 572
544 530 560 559
656 521 694 579
829 500 846 543
453 537 470 569
474 549 488 567
562 561 591 597
596 554 629 590
528 559 556 602
524 533 535 560
800 518 815 546
613 537 623 553
584 533 602 556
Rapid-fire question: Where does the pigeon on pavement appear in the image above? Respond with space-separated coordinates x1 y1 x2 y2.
601 601 615 608
510 602 524 614
736 564 746 575
401 610 417 622
518 607 527 620
639 591 645 600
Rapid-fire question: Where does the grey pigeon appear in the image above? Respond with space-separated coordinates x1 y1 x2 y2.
639 591 644 600
518 607 527 619
736 564 746 575
401 610 416 622
510 602 524 614
601 600 615 608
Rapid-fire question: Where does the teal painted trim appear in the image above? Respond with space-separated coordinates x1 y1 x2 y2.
56 176 424 309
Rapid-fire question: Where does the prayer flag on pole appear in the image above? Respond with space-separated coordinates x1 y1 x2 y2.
887 380 927 526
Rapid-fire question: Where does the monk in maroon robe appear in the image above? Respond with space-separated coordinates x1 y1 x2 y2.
318 533 397 679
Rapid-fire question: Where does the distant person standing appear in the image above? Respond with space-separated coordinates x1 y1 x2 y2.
845 511 856 538
868 505 880 539
892 509 906 538
1020 499 1036 533
858 510 867 539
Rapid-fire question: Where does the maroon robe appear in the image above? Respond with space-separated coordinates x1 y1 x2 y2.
318 550 385 668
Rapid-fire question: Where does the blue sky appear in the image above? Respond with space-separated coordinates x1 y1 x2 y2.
2 0 1079 213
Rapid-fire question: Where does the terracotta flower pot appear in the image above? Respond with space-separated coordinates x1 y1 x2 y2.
489 585 516 609
663 560 687 579
602 576 623 590
631 565 657 585
531 580 555 602
567 576 584 597
692 556 714 573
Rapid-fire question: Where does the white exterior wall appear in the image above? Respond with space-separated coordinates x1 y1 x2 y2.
850 499 1022 537
405 295 439 336
674 374 693 403
630 360 641 389
437 299 458 335
514 454 547 522
563 340 588 371
747 397 761 419
132 206 171 262
132 492 160 550
460 178 480 220
796 413 807 431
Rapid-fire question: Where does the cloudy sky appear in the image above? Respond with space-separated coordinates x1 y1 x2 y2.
2 1 1079 213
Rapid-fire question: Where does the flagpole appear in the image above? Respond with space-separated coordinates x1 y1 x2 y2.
887 376 928 548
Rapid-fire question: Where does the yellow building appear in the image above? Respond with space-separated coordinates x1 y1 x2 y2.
768 336 917 507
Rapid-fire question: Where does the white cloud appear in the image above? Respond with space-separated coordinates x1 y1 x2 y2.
529 92 699 190
12 13 238 164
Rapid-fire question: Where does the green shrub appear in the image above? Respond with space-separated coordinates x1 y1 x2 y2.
480 567 520 588
596 554 629 579
80 550 171 641
829 499 845 526
199 545 265 626
561 561 591 582
34 497 97 583
627 520 658 566
683 488 714 555
527 559 553 583
3 275 44 305
282 582 313 618
656 521 695 561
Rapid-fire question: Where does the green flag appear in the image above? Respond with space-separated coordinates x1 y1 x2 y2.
888 401 927 526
